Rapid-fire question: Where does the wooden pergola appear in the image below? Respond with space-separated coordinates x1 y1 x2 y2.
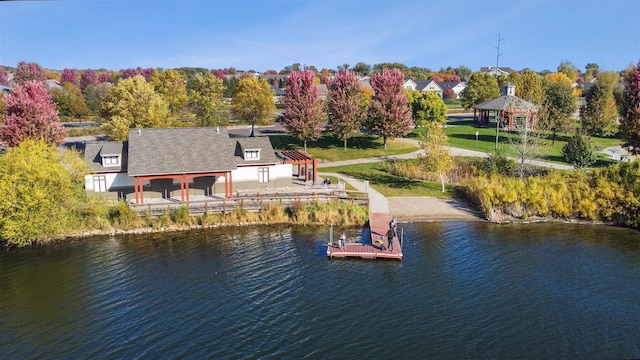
133 171 233 205
473 95 538 130
279 150 318 183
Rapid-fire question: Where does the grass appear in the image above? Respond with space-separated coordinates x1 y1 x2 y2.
269 133 419 162
408 116 621 167
319 162 457 198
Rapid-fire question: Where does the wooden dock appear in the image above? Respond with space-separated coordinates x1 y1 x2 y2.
327 212 402 260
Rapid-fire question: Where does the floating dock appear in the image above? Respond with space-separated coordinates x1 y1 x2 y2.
327 212 402 260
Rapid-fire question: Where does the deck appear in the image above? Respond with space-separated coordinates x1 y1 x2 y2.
327 212 403 260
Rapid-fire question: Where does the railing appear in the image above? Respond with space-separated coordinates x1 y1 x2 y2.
130 190 369 217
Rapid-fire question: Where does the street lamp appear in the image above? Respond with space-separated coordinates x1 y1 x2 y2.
475 131 479 149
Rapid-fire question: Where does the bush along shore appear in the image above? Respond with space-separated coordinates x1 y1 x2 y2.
3 200 369 248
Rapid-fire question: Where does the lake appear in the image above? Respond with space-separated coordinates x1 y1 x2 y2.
1 222 638 359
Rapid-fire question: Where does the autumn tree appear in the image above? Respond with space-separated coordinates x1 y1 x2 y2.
83 83 110 116
280 70 325 152
557 61 579 81
60 68 79 86
580 71 619 137
80 69 99 92
419 122 453 192
367 68 413 149
14 61 47 85
189 72 228 127
149 69 189 123
0 80 66 147
50 82 90 120
539 75 576 144
101 75 169 141
232 77 276 136
460 73 500 109
0 140 93 247
0 66 9 86
562 129 596 171
619 61 640 155
584 63 600 82
508 70 544 105
353 62 371 77
326 70 367 149
407 90 446 127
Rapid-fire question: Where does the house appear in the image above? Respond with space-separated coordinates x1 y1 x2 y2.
480 67 516 77
270 84 286 105
437 81 467 99
84 127 292 204
403 79 444 97
315 84 328 100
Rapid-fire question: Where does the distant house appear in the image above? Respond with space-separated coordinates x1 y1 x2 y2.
480 67 516 77
437 81 467 99
84 127 292 204
315 84 328 100
270 84 286 105
403 79 444 97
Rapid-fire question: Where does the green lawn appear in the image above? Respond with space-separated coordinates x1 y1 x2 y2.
408 117 621 167
319 162 456 198
269 134 419 162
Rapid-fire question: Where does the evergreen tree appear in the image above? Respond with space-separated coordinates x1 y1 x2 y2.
562 129 596 171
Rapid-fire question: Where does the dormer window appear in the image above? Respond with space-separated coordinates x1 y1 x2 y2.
102 155 120 167
245 149 260 160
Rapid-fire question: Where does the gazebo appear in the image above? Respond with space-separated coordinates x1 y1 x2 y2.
473 83 538 130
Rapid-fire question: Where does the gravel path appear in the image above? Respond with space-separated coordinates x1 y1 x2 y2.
387 197 484 222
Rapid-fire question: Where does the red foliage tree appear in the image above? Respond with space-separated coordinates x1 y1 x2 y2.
620 61 640 155
442 88 456 100
14 61 47 85
0 66 9 86
80 69 98 91
367 68 414 149
264 70 278 75
60 68 79 86
0 80 66 147
98 71 112 83
327 70 366 149
211 69 226 80
281 70 325 152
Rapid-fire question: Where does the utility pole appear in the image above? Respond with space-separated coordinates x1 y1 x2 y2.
495 33 504 150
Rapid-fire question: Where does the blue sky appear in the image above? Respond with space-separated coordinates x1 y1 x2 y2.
1 0 638 74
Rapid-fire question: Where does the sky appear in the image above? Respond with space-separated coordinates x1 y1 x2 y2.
1 0 639 74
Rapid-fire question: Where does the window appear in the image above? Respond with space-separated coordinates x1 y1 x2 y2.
258 167 269 183
245 150 260 160
102 155 120 167
93 175 107 192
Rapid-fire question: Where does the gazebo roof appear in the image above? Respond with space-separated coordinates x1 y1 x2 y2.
473 95 538 111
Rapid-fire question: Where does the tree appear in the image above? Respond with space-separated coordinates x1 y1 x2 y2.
83 83 110 116
149 69 189 123
407 90 446 127
508 70 544 105
557 61 579 81
280 70 325 152
454 65 473 82
50 82 90 119
460 73 500 109
0 139 92 247
539 77 576 144
353 62 371 77
562 129 596 171
580 71 619 137
326 70 367 149
584 63 600 82
231 77 276 137
14 61 47 85
101 75 169 141
0 80 66 147
60 68 79 86
419 122 453 192
619 61 640 155
0 66 9 86
189 72 228 127
367 68 414 149
80 69 99 92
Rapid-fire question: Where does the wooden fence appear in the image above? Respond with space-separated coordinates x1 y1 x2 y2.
130 190 369 217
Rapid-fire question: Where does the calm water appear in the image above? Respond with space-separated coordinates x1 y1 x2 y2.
1 222 639 359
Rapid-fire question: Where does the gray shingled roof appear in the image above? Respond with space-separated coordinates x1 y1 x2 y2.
84 141 128 173
235 137 280 166
127 127 238 176
473 95 538 111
